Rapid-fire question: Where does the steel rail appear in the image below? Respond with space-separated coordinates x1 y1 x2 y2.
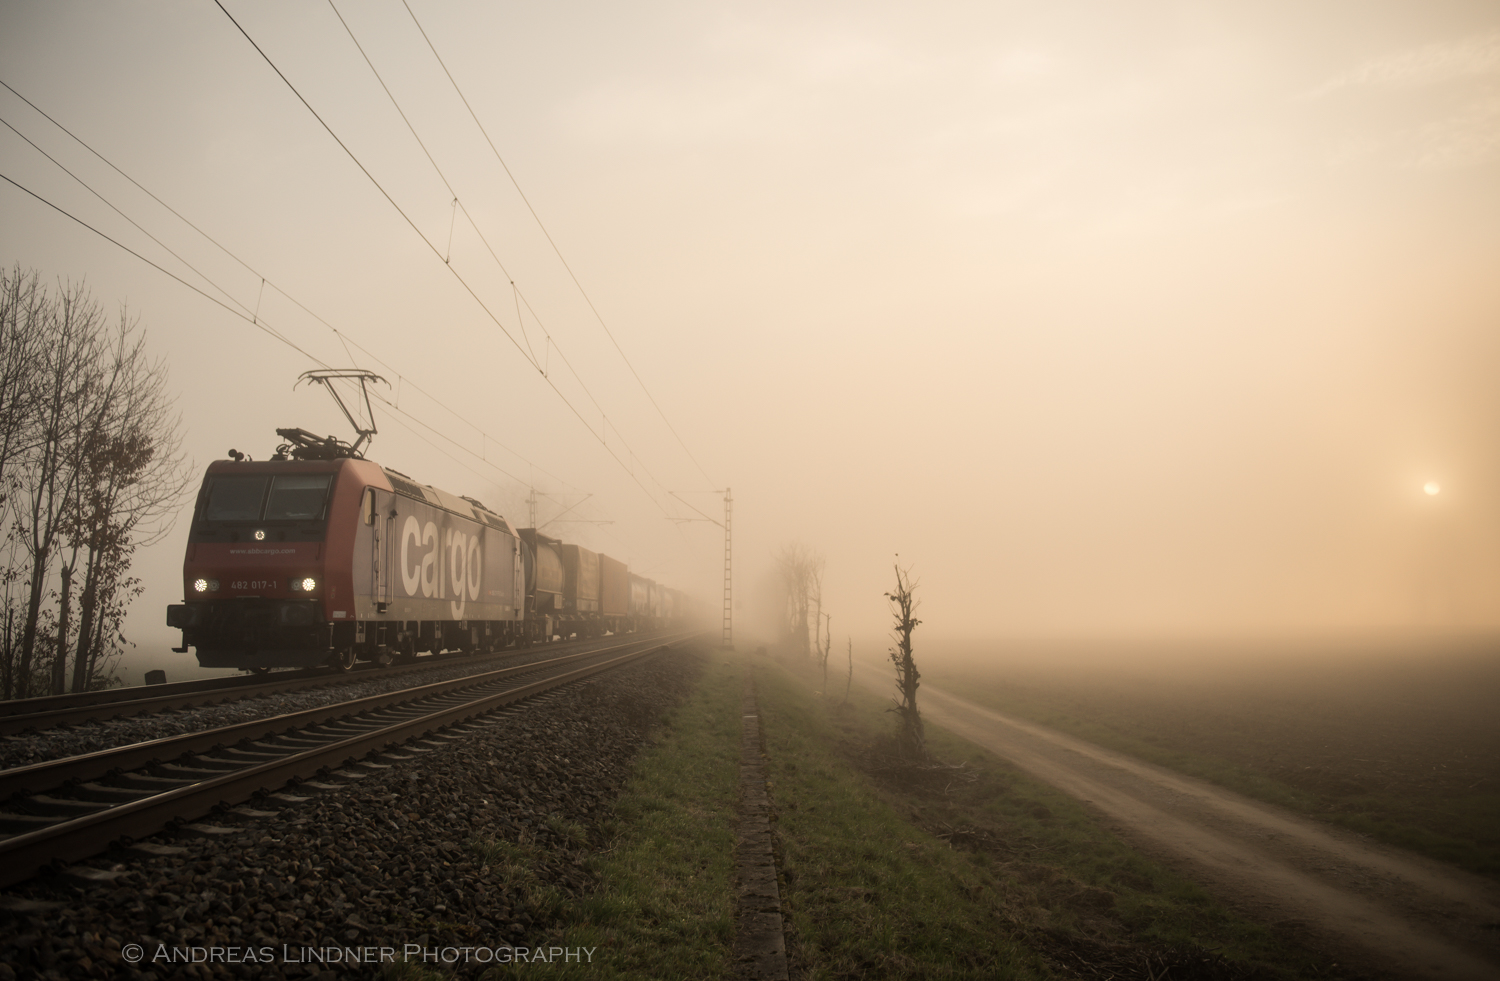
0 633 689 800
0 641 676 888
0 645 521 719
0 631 668 734
1 672 324 717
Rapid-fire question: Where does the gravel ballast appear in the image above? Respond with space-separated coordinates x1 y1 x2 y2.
0 644 705 980
0 643 662 771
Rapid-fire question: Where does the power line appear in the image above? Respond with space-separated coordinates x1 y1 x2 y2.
400 0 717 489
209 0 540 374
323 2 606 426
213 0 683 521
0 168 480 479
2 73 557 481
0 164 613 514
2 152 689 580
0 78 268 291
3 46 703 574
0 77 582 496
1 93 678 570
325 0 698 519
0 114 250 320
0 170 321 362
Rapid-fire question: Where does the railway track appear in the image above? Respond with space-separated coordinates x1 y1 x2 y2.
0 633 649 736
0 633 690 888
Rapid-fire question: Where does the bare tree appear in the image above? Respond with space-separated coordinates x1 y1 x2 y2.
1 272 189 697
0 266 49 699
811 561 823 660
13 279 100 698
773 543 822 657
0 267 47 521
817 612 832 694
885 558 924 758
61 317 188 693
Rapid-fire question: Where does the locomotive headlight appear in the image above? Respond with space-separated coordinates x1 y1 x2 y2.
254 529 266 541
193 578 219 593
290 576 317 592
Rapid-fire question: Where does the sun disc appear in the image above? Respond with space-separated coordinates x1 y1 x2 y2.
1424 481 1440 496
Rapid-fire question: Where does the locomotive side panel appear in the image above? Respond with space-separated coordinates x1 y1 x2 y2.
364 492 522 623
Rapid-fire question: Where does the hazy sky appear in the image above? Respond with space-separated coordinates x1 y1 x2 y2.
3 1 1499 670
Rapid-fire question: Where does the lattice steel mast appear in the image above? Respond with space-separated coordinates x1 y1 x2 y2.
670 488 735 650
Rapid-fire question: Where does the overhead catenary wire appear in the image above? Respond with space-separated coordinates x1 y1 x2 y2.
1 167 660 556
3 72 551 483
0 171 322 364
0 114 253 322
323 0 688 512
400 0 718 490
209 1 539 373
212 0 683 521
0 78 582 496
0 97 674 569
0 78 272 297
0 168 525 484
3 64 699 576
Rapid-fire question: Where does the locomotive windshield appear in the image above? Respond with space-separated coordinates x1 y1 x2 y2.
204 476 270 521
265 475 333 520
200 474 334 523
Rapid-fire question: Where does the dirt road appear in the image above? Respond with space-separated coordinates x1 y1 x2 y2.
857 672 1500 979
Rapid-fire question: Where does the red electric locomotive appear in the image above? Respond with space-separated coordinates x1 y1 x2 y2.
168 427 527 670
168 371 698 671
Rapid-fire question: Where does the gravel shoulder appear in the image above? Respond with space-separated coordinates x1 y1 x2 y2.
855 672 1500 980
0 645 637 770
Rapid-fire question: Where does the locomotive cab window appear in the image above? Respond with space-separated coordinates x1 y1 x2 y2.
196 472 335 543
203 475 270 521
264 475 333 521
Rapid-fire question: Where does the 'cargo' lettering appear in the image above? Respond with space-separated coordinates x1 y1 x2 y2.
400 516 422 596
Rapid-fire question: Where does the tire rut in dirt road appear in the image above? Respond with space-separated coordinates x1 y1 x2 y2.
856 672 1500 980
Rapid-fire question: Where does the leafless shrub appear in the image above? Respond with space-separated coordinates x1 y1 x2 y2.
842 636 853 705
885 557 925 759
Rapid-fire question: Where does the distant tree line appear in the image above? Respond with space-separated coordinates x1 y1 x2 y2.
0 266 190 699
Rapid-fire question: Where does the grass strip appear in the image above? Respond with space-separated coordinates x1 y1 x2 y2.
756 654 1341 979
460 649 743 980
754 662 1045 979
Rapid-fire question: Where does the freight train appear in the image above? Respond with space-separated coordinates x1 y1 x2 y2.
166 428 695 671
